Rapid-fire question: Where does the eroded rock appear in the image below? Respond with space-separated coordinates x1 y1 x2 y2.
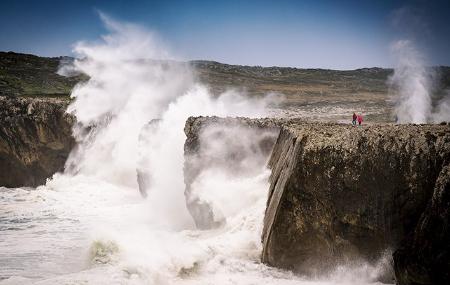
262 122 449 281
0 97 75 187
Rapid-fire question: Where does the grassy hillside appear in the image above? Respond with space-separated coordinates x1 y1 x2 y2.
0 52 81 98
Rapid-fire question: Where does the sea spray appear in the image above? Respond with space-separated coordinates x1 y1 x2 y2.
432 90 450 123
388 39 433 123
389 6 450 124
388 40 450 123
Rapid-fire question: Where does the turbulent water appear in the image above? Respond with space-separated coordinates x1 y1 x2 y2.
0 173 389 285
0 172 273 284
1 14 390 285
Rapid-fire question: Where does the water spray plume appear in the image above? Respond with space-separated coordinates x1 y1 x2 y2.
389 39 433 124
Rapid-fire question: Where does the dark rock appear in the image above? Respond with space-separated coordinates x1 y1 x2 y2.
393 164 450 285
261 122 450 280
0 96 75 187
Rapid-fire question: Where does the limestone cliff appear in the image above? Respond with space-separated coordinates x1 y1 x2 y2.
183 117 450 284
0 97 74 187
262 122 449 283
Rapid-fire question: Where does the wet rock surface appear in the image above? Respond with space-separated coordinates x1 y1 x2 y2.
0 97 74 187
184 116 450 284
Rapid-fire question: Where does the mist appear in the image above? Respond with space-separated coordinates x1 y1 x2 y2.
389 7 450 124
388 39 433 123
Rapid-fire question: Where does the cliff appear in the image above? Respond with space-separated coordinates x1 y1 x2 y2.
0 97 74 187
393 163 450 284
261 122 450 283
184 117 450 284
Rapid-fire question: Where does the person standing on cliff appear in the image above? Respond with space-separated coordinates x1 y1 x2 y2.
357 114 363 126
352 112 357 126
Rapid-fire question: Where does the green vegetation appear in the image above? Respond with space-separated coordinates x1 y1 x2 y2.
0 52 82 98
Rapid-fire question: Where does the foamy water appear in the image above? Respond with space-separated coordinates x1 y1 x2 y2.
0 173 388 285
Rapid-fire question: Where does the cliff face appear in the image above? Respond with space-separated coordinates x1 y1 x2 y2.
262 122 450 283
0 97 75 187
183 117 450 284
393 164 450 285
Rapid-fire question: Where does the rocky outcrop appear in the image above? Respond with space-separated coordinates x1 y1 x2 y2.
183 116 450 284
0 97 75 187
262 122 450 282
184 116 282 229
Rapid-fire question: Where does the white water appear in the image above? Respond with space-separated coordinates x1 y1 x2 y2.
0 15 389 285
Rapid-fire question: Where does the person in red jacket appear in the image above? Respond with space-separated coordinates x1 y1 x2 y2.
352 112 357 126
357 114 363 126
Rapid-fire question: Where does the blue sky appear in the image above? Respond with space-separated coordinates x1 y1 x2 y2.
0 0 449 69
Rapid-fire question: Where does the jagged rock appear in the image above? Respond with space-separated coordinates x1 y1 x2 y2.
261 122 450 281
0 97 75 187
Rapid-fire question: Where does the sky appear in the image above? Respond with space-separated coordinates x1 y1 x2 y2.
0 0 449 69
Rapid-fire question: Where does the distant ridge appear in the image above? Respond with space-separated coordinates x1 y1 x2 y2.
1 51 449 98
